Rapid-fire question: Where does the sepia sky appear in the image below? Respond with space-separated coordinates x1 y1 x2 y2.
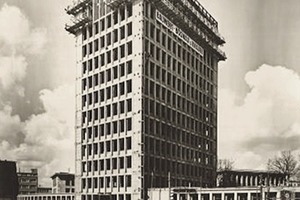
0 0 299 185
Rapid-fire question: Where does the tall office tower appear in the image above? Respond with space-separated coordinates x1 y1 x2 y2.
66 0 226 200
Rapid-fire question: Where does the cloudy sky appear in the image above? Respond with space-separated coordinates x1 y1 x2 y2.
0 0 300 186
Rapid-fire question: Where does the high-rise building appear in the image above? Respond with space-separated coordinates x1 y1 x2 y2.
65 0 225 200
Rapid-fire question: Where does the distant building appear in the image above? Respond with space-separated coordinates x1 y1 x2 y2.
17 169 38 194
217 169 287 187
0 160 19 200
51 173 74 193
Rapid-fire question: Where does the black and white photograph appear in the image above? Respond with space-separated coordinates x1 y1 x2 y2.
0 0 300 200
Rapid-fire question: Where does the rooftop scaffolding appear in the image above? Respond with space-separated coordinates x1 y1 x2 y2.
65 12 92 35
65 0 92 15
153 0 226 60
154 0 225 45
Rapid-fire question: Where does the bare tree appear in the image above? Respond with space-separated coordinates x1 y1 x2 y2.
218 159 235 171
267 150 299 180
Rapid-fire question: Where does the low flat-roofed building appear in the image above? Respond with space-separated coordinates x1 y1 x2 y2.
149 186 300 200
17 193 74 200
217 169 287 187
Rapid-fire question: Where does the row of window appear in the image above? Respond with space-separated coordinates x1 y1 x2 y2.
82 137 132 156
82 156 132 172
146 136 213 160
82 61 132 89
83 97 132 120
83 22 132 58
83 57 132 76
145 59 216 97
83 40 132 63
145 155 214 178
82 194 131 200
145 116 215 145
144 98 216 132
82 80 132 106
82 118 132 137
82 175 132 189
144 78 216 111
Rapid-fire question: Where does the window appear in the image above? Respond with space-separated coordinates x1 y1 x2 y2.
126 118 132 131
100 36 105 48
120 6 125 21
126 137 132 149
127 99 132 112
126 60 132 75
94 22 99 34
113 11 118 24
127 3 132 17
113 29 118 43
94 39 99 52
120 63 125 76
120 45 125 58
113 48 118 61
106 33 111 46
126 80 132 93
127 41 132 55
125 175 131 187
100 19 105 31
107 15 111 28
120 26 125 40
126 156 132 168
127 22 132 36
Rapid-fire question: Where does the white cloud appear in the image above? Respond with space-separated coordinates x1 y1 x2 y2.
0 55 27 95
0 84 75 185
0 4 47 95
0 4 73 186
219 64 300 170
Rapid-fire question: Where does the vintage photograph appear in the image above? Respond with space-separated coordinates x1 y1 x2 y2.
0 0 299 200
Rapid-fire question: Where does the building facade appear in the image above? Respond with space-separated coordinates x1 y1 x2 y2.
17 169 38 195
51 173 75 193
217 170 287 188
66 0 225 200
0 160 19 200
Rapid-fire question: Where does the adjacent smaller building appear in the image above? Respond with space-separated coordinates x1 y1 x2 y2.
18 193 74 200
51 173 74 193
149 186 300 200
217 169 287 188
17 169 38 195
